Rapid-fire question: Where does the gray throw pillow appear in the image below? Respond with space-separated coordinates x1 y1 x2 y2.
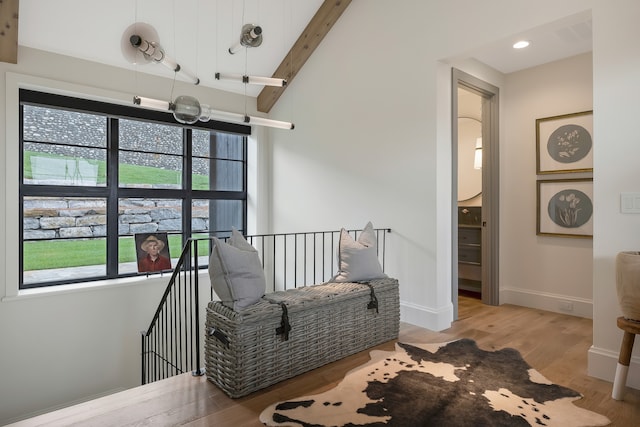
332 221 388 282
209 228 266 310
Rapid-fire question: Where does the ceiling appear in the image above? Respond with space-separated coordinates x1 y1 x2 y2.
18 0 324 97
17 1 592 98
469 10 592 74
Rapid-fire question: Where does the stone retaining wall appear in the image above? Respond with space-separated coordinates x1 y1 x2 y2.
23 198 210 240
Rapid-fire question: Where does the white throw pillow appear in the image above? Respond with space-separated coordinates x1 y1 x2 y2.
209 228 266 310
332 221 388 282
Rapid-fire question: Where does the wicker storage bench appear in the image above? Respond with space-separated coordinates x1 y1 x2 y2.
204 277 400 398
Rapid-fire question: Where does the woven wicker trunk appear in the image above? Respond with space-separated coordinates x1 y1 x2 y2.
205 278 400 398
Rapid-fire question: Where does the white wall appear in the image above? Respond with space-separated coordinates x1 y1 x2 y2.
268 0 595 330
268 0 640 393
501 53 594 318
0 48 257 424
589 0 640 389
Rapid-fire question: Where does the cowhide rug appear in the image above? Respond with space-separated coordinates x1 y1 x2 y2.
260 339 610 427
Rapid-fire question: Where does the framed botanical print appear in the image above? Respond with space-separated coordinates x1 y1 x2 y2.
536 110 593 174
537 178 593 238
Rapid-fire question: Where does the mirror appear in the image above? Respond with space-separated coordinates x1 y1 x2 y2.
458 116 482 201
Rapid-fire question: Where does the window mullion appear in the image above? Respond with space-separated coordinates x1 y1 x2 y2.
18 104 25 287
243 136 248 233
106 117 119 277
183 128 192 254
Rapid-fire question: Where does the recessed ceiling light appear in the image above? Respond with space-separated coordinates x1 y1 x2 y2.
513 40 530 49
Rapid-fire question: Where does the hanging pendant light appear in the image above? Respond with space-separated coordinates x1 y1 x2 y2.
127 11 293 130
133 95 294 130
121 22 200 85
215 72 287 88
133 96 171 111
133 95 202 125
171 96 201 124
228 24 263 54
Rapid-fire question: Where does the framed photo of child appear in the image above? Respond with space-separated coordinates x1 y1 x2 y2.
135 233 172 273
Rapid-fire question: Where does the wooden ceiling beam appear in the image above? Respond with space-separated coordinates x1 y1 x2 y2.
0 0 19 64
257 0 351 113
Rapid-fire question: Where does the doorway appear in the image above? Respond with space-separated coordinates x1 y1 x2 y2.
452 69 500 319
457 88 483 298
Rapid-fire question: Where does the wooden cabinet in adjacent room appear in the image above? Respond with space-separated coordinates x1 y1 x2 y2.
458 207 481 294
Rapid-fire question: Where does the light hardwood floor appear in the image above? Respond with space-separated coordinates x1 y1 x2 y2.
11 296 640 426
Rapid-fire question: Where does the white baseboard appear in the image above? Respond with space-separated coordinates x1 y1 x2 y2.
4 387 126 425
500 287 593 318
589 345 640 391
400 300 453 332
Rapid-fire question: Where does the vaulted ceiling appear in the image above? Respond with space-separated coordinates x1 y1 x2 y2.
3 1 592 113
10 0 350 112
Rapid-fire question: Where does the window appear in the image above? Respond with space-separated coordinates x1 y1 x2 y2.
19 89 250 289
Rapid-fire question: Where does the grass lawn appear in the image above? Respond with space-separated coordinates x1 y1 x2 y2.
24 151 210 188
24 235 187 270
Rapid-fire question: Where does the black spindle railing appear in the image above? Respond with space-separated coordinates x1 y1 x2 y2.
141 228 391 385
141 237 206 385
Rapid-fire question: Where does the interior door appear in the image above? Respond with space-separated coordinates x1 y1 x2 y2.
452 69 500 319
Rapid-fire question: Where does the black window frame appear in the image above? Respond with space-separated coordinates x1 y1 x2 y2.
19 89 250 289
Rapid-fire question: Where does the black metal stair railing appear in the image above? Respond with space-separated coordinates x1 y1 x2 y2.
140 237 208 385
141 228 391 385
